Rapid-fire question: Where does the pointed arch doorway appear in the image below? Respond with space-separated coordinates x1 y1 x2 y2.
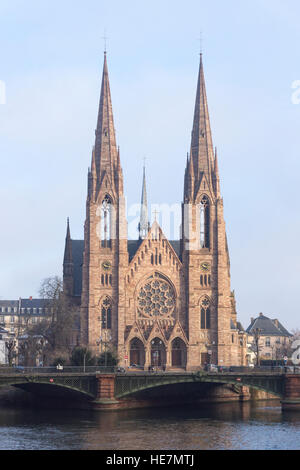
129 338 145 368
171 338 187 369
151 338 166 369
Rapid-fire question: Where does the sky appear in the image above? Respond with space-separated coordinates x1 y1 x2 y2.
0 0 300 331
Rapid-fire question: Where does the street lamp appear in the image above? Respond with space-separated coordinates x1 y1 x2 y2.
151 340 162 372
97 331 112 370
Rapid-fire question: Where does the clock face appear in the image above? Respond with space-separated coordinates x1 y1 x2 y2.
102 261 112 271
200 262 210 272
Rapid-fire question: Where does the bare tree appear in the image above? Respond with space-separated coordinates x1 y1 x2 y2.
252 328 262 366
24 277 79 365
5 339 17 367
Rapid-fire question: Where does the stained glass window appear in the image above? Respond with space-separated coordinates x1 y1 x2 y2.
137 274 175 319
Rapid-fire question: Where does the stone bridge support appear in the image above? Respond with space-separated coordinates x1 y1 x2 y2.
93 374 119 410
282 375 300 411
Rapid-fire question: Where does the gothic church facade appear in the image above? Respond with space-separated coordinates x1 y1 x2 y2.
63 53 247 370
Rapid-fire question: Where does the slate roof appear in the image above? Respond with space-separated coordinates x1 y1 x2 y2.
71 240 84 297
0 299 51 316
246 314 292 337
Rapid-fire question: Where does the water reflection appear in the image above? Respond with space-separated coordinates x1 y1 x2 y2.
0 401 299 450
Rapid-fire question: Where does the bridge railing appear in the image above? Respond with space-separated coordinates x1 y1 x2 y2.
0 365 299 375
0 366 118 375
211 366 300 374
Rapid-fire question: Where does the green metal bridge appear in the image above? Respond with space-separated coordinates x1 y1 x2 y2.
1 367 298 409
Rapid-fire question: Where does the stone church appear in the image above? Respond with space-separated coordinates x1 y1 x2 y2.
63 53 247 370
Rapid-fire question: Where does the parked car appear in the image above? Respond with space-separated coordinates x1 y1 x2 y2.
13 365 25 374
204 364 218 372
218 365 230 372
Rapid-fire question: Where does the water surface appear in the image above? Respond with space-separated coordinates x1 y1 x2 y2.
0 400 299 450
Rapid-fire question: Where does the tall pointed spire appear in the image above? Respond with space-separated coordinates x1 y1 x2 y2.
190 54 214 184
63 218 72 264
139 163 150 239
63 217 73 284
94 53 118 186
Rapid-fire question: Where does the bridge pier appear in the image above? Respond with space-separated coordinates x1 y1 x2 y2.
91 374 119 410
282 375 300 411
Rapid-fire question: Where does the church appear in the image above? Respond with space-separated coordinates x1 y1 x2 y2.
63 52 247 370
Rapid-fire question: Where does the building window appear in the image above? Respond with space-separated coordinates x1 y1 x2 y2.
266 337 271 347
101 195 112 248
200 195 210 249
101 297 112 330
200 297 211 330
137 273 176 320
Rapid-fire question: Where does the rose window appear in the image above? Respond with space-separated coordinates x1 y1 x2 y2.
137 274 176 319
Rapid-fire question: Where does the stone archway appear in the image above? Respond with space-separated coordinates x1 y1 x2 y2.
129 338 145 367
150 338 166 369
171 338 187 369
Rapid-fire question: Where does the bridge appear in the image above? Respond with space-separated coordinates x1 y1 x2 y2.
0 367 300 411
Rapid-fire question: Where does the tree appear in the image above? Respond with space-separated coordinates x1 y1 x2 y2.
252 328 262 366
24 276 79 365
70 347 96 368
97 351 119 367
5 339 17 367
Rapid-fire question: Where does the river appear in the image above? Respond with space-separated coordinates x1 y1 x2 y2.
0 400 299 450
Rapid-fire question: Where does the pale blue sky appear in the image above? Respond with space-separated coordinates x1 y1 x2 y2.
0 0 300 330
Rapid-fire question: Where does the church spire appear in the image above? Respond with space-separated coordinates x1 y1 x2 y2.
63 218 73 266
139 163 150 239
94 52 118 187
190 53 214 185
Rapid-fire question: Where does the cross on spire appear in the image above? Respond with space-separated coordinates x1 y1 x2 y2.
153 209 159 222
198 32 204 56
102 30 108 54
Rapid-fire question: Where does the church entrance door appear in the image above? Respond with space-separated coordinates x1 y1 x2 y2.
150 338 166 369
171 338 187 368
129 338 145 368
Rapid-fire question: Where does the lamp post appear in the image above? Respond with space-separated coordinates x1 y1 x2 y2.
97 331 112 370
151 339 162 372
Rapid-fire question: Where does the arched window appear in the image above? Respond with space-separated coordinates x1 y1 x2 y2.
101 195 112 248
200 297 211 330
200 195 210 249
101 296 112 330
